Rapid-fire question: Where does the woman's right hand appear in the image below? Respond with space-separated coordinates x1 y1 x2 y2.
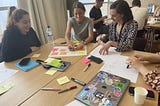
67 41 75 51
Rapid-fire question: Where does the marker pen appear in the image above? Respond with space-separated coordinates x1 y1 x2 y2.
71 78 86 86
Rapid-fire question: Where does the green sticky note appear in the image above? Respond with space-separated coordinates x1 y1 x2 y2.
0 82 14 94
46 58 62 68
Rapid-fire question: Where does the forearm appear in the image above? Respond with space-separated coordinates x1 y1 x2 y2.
108 41 118 47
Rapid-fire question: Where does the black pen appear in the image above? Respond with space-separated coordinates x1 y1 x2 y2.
71 78 86 86
126 65 130 69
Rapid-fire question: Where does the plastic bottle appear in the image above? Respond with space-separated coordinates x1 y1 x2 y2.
46 26 54 45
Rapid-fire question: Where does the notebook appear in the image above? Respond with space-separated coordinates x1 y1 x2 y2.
74 71 130 106
15 60 39 72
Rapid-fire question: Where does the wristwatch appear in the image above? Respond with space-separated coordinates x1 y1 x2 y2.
82 40 87 45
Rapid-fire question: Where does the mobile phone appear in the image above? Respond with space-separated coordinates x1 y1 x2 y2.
19 58 31 66
128 86 155 99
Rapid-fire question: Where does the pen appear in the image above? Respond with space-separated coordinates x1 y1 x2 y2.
41 88 61 91
71 78 86 86
126 65 130 69
83 63 91 72
58 86 77 94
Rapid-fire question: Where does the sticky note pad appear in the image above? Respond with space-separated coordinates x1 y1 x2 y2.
0 82 14 95
45 58 62 68
57 76 70 85
45 69 57 75
32 53 40 57
81 58 91 64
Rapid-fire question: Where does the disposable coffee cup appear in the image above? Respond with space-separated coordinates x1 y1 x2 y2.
134 87 148 105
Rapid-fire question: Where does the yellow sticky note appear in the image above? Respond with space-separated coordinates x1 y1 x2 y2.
57 76 70 85
32 53 40 57
45 69 57 75
0 82 15 94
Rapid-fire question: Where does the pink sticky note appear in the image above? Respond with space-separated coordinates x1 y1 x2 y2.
52 48 58 52
81 58 91 64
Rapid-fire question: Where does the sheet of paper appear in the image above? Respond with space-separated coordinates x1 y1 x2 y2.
0 82 14 94
0 62 18 84
45 69 57 75
57 76 70 85
65 100 86 106
99 55 139 83
88 45 121 62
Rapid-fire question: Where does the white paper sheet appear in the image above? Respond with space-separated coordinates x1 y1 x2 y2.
99 55 138 83
65 100 86 106
88 45 121 62
0 62 18 84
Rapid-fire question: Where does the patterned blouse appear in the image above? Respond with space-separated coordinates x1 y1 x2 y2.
109 20 138 52
144 70 160 92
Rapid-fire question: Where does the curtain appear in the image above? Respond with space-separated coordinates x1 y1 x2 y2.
17 0 67 44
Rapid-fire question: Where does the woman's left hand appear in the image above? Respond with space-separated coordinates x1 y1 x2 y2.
99 42 111 55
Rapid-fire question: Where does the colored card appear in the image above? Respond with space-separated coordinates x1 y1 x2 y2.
0 82 14 95
45 69 57 75
57 76 70 85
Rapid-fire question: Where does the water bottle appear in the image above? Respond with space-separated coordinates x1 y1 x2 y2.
46 26 54 45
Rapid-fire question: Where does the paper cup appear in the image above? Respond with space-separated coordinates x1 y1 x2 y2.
134 87 148 105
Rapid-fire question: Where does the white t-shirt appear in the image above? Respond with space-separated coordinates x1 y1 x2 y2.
131 7 148 30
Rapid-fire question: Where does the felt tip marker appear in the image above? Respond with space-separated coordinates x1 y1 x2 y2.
126 65 130 69
58 86 77 94
71 78 86 86
41 88 61 91
83 63 91 72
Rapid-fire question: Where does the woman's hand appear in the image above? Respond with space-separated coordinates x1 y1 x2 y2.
75 42 84 50
126 56 150 76
67 41 75 50
126 56 144 70
99 41 111 55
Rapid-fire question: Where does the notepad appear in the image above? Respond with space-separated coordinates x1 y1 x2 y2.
15 60 39 71
57 76 70 85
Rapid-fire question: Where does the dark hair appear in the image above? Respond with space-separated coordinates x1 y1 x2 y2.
9 9 29 27
96 0 104 2
6 6 16 28
72 2 86 12
132 0 141 7
110 0 133 23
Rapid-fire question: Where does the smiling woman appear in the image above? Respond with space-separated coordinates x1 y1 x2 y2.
0 9 41 62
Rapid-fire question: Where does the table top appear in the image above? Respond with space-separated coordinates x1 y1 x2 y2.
0 39 159 106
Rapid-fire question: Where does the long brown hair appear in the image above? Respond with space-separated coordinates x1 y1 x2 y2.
7 9 29 28
6 6 16 28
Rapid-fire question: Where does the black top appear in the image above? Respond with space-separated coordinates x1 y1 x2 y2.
89 6 104 30
0 27 41 62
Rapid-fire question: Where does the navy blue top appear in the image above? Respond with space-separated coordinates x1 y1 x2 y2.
89 6 104 30
0 27 41 62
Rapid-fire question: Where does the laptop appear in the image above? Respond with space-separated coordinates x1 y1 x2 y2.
74 71 130 106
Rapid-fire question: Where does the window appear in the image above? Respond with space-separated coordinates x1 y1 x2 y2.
79 0 115 17
0 0 17 37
